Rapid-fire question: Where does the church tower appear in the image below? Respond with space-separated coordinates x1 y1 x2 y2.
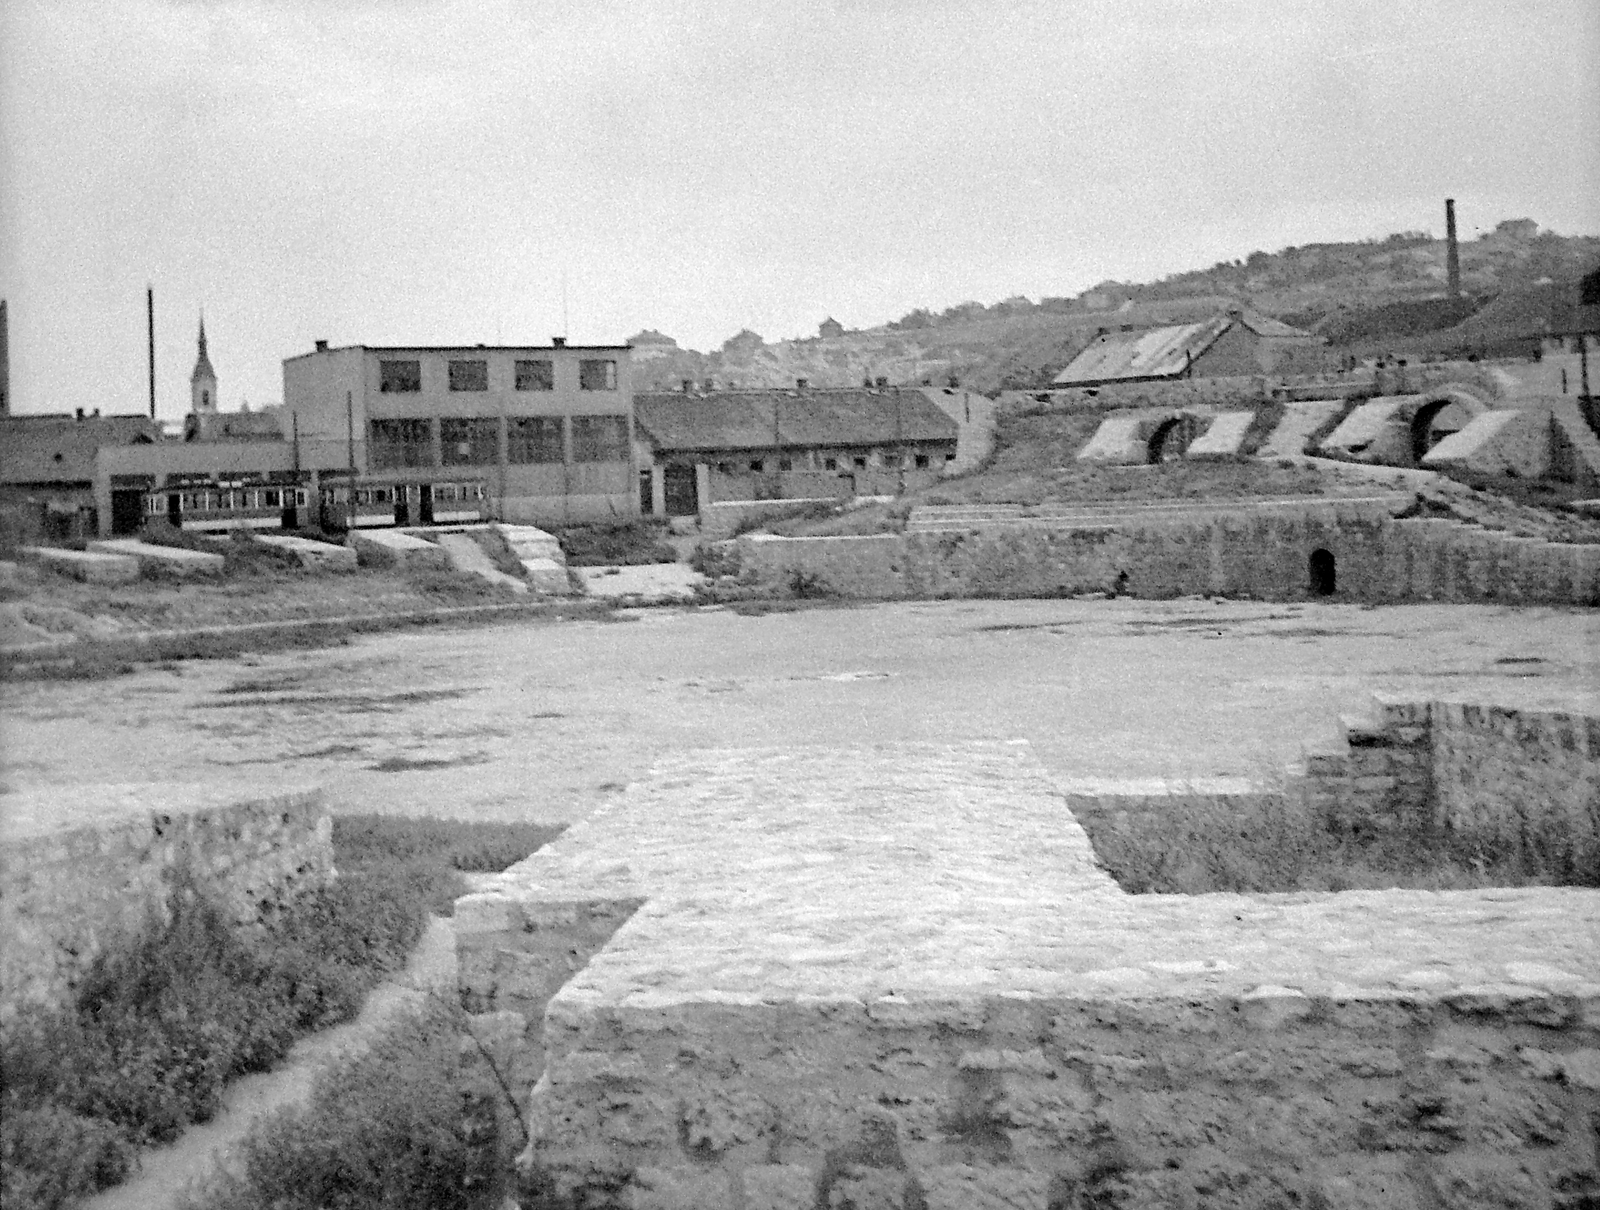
190 314 217 414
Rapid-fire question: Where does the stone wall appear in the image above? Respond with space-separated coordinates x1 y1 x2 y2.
1300 697 1599 879
456 741 1600 1210
735 507 1600 606
0 783 332 1024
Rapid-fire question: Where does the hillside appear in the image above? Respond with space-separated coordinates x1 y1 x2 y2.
631 220 1600 393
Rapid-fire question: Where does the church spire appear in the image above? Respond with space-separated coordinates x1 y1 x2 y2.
190 311 217 413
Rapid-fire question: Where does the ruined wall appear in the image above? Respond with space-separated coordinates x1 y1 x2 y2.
0 784 332 1023
532 986 1600 1210
736 512 1600 606
1430 701 1599 877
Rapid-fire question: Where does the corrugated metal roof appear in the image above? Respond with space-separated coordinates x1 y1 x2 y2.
1053 317 1230 385
1052 311 1315 386
635 388 957 453
1 415 162 484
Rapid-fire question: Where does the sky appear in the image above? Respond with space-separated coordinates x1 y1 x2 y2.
2 0 1597 419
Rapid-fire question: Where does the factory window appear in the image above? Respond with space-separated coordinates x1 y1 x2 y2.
507 416 564 464
882 452 902 469
370 417 434 468
440 416 499 466
515 359 555 391
379 360 422 393
571 415 630 462
915 454 930 469
779 458 793 471
749 459 764 473
824 457 838 470
852 455 867 469
579 359 617 391
448 360 489 391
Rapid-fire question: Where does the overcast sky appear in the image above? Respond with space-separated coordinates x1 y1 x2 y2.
2 0 1596 418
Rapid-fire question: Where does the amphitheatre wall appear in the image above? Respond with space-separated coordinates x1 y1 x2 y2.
734 506 1600 606
0 784 331 1024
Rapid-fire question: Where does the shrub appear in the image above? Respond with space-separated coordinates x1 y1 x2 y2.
0 817 560 1208
556 520 677 566
180 1004 493 1210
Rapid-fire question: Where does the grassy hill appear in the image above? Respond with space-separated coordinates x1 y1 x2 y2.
632 221 1600 393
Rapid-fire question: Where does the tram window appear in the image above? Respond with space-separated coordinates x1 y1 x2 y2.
261 489 281 509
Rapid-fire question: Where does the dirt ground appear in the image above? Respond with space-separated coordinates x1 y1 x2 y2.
2 598 1593 829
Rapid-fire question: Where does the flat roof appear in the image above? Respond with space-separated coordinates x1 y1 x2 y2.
285 343 631 362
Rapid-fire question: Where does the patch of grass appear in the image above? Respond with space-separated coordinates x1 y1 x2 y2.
1076 791 1593 894
556 519 678 566
178 1003 497 1210
0 816 561 1209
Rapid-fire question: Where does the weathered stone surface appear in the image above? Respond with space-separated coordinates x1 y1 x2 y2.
87 538 224 576
254 532 359 571
347 527 450 569
23 545 140 584
472 740 1600 1206
1 783 330 1022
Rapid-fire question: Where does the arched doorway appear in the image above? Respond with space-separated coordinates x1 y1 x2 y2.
1147 415 1200 463
1409 395 1482 463
1309 548 1336 596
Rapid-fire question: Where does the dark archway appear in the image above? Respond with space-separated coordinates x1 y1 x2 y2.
1309 548 1336 596
1147 415 1200 464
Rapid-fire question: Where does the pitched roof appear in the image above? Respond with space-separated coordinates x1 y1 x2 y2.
635 388 958 453
1052 311 1315 385
1 414 162 484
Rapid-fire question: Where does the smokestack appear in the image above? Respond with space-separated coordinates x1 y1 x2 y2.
0 298 8 416
147 286 156 419
1445 199 1461 298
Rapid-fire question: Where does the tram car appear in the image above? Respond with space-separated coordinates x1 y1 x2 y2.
145 475 312 532
316 477 489 530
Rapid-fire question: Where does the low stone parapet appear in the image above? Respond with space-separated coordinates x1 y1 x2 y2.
1256 398 1346 457
22 546 141 584
1183 409 1255 458
0 783 331 1025
254 533 359 571
348 528 450 570
87 538 225 577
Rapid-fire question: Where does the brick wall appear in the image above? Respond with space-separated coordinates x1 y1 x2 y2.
0 784 332 1024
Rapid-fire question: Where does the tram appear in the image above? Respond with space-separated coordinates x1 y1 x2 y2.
145 474 312 532
316 477 489 530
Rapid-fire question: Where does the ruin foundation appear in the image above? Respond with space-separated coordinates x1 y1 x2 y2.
457 735 1600 1210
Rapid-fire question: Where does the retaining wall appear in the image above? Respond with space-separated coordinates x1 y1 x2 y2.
735 507 1600 605
0 784 332 1024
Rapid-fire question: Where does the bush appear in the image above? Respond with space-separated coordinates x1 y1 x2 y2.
556 520 677 566
0 816 561 1209
180 1004 493 1210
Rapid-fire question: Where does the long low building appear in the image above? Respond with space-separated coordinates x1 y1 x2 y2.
1054 308 1324 387
633 383 960 515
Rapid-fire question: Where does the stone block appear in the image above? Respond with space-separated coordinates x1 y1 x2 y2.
348 528 449 569
23 545 141 584
521 556 574 594
920 1164 1050 1210
254 533 359 571
625 1166 735 1210
743 1165 817 1210
87 538 224 576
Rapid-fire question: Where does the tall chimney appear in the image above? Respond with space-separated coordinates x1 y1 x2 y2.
147 286 156 419
1445 199 1461 298
0 298 9 416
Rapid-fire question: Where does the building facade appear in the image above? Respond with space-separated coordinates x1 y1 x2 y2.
282 340 637 525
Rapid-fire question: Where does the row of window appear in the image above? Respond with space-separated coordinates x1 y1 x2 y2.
147 487 309 514
710 452 944 475
368 415 630 470
379 358 618 394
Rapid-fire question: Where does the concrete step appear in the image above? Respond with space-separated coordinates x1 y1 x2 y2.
347 529 451 570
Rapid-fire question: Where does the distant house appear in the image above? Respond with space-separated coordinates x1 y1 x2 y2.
0 412 162 539
185 405 287 443
633 384 958 516
1052 309 1322 387
818 317 845 339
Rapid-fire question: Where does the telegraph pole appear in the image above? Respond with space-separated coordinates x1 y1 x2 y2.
147 286 156 419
